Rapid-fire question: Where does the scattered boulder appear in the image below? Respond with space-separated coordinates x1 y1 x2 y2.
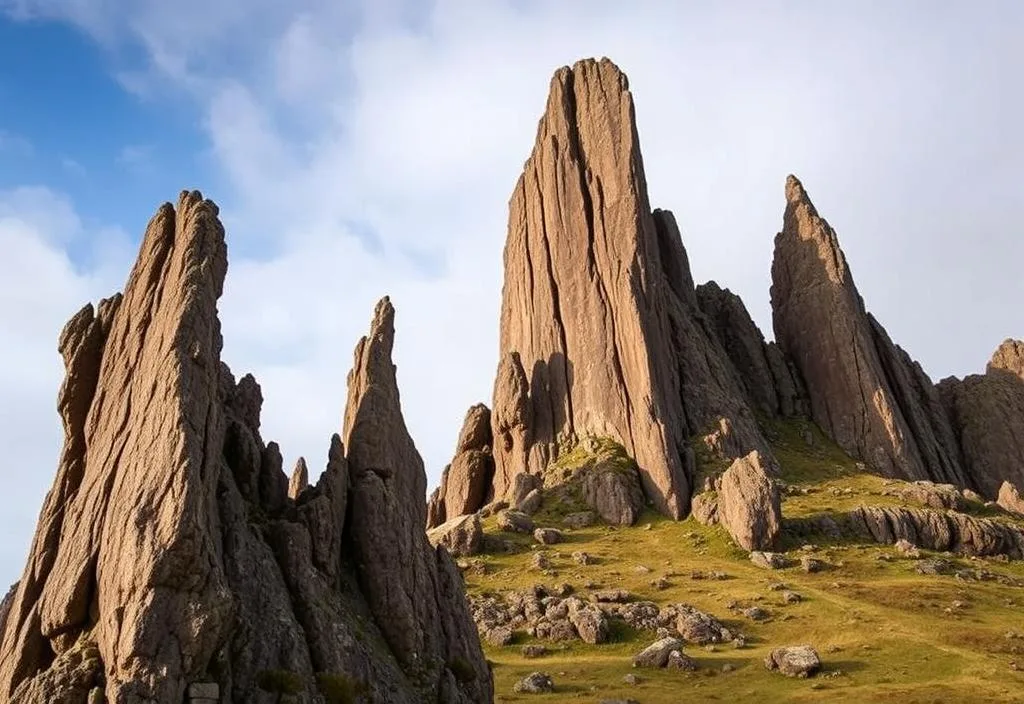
497 509 535 534
518 489 544 515
716 451 782 550
567 600 609 644
513 672 554 694
592 590 632 603
572 551 594 565
521 645 547 658
764 646 821 678
669 605 733 644
486 627 513 646
667 650 698 671
917 558 956 576
533 528 563 545
751 551 789 569
633 637 684 668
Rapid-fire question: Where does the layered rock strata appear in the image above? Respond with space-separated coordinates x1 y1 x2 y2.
0 192 491 704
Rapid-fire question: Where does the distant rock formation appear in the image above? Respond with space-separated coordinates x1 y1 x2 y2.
938 340 1024 498
427 404 494 529
487 58 768 519
0 192 491 703
770 176 969 488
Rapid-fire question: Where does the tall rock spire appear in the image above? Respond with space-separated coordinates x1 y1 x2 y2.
0 194 491 703
490 58 692 517
770 175 967 486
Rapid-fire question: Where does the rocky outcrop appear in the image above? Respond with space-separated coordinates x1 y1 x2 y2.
989 339 1024 379
427 405 495 529
695 281 805 418
288 457 309 499
488 58 768 519
770 175 968 488
998 482 1024 515
0 192 491 703
715 451 782 551
541 438 646 526
938 341 1024 499
791 505 1024 559
428 514 484 558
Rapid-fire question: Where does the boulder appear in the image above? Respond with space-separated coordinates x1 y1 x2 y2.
764 646 821 677
513 672 554 694
666 650 698 671
716 451 781 551
426 405 495 528
633 637 684 668
533 528 563 545
427 514 484 557
750 551 789 569
497 509 535 534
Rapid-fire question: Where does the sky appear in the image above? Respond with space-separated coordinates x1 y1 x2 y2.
0 0 1021 586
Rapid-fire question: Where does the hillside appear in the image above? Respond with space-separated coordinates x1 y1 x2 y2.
457 419 1024 703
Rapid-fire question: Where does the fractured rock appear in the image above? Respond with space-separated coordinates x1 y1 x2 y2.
998 481 1024 515
771 175 968 487
764 646 821 677
716 451 781 551
633 637 684 668
0 193 492 703
428 514 484 558
426 404 495 528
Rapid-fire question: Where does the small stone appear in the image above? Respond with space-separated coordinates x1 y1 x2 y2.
522 644 547 658
800 556 826 573
572 551 594 565
487 627 513 646
895 539 921 558
513 672 554 693
782 590 802 604
622 673 641 685
743 606 770 621
497 509 534 533
531 552 551 570
722 663 736 673
750 551 788 569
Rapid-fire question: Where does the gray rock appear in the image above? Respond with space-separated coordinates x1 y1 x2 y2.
533 528 563 545
521 645 547 658
800 556 827 573
751 551 788 569
764 645 821 677
667 649 698 671
518 488 544 515
633 637 685 668
497 509 535 533
486 627 513 646
513 672 554 694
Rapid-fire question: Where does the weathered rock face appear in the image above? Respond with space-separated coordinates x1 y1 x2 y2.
427 405 495 529
288 457 309 499
427 514 484 558
695 281 805 418
0 193 491 703
489 58 769 519
998 482 1024 516
938 342 1024 499
770 176 968 488
716 451 782 551
989 339 1024 379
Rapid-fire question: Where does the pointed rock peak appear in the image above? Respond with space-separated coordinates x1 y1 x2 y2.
784 174 810 204
988 339 1024 380
289 457 309 499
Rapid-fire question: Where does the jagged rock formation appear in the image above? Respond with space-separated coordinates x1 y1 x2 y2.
426 405 494 529
938 340 1024 498
288 457 309 499
0 192 491 703
695 282 805 418
716 452 782 551
487 57 767 519
998 481 1024 515
770 176 969 488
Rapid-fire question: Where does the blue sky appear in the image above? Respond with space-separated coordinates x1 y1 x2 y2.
0 0 1022 586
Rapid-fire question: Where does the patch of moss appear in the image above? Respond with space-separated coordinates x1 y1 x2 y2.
256 669 303 695
316 672 367 704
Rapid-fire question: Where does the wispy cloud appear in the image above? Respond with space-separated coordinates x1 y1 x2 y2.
0 1 1022 588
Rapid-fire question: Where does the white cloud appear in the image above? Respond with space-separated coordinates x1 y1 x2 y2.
1 0 1023 586
0 187 130 578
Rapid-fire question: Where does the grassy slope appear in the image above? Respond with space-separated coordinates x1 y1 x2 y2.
468 419 1024 703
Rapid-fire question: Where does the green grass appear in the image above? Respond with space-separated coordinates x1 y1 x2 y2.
469 417 1024 702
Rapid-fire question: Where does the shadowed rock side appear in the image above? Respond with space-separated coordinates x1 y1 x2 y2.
0 193 491 704
938 340 1024 498
490 58 768 519
770 176 968 488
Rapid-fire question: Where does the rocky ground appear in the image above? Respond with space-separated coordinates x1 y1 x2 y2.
451 418 1024 703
